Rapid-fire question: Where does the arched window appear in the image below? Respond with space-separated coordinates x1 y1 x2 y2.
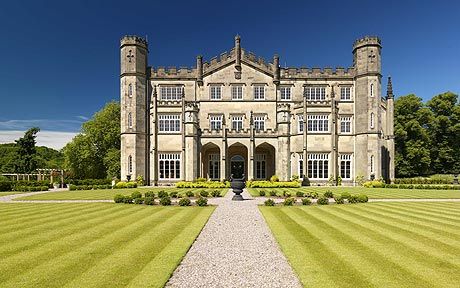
370 83 374 97
128 83 133 97
370 113 375 129
128 155 133 174
370 155 375 174
128 112 133 128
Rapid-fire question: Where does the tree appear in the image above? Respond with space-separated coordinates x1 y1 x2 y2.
426 92 460 174
394 95 431 177
14 127 40 173
63 101 120 179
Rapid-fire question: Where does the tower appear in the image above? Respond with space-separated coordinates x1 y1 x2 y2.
120 35 148 181
353 36 382 180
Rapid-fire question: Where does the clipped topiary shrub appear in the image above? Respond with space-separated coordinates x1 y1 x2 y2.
357 194 369 203
334 196 344 204
302 198 312 205
296 191 304 197
348 195 359 204
340 192 351 199
303 192 311 198
270 175 280 182
310 191 318 199
283 191 291 197
114 194 125 203
264 198 275 206
211 190 221 197
283 197 296 206
196 196 208 206
323 190 334 198
269 190 277 197
123 195 133 204
317 196 329 205
158 190 168 198
159 196 172 206
126 182 138 188
144 196 155 205
115 181 127 189
179 198 191 206
259 190 266 196
199 190 209 197
144 191 155 198
185 191 194 197
134 197 144 204
169 191 178 198
131 191 142 199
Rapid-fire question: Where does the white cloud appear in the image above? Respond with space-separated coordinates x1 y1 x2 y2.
0 119 83 132
0 130 77 150
76 115 89 121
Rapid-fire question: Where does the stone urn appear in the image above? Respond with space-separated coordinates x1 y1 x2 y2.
230 174 245 201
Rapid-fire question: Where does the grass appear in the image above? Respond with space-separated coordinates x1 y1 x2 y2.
260 202 460 288
0 192 26 197
248 187 460 199
16 187 228 200
0 203 214 288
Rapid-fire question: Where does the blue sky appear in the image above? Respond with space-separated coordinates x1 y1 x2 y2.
0 0 459 148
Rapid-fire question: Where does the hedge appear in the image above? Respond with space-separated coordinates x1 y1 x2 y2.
0 181 12 192
66 179 112 186
175 181 229 188
69 184 112 191
394 176 453 185
12 186 48 192
384 184 460 190
246 181 301 188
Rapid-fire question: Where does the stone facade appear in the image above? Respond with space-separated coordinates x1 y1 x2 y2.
120 35 395 185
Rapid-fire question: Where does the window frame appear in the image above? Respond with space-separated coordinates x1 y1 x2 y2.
231 115 244 131
158 114 181 133
280 86 291 101
253 115 265 132
208 154 220 180
340 86 351 101
307 114 329 133
159 86 183 101
253 85 265 100
158 153 181 180
210 85 222 100
305 86 326 101
209 115 223 131
307 153 329 180
340 154 352 179
340 116 352 134
231 85 243 100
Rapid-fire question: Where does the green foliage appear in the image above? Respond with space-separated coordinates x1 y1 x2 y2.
310 191 318 199
394 175 453 184
185 191 194 197
103 148 120 179
355 175 365 186
179 198 191 206
195 177 207 182
270 175 280 182
13 186 48 192
144 191 155 198
195 196 208 206
113 194 125 203
144 196 155 205
340 192 351 199
363 180 385 188
13 127 40 173
291 174 300 181
158 190 168 198
264 198 275 206
199 190 209 197
133 197 144 204
122 195 133 204
159 196 172 206
269 190 277 197
0 181 13 191
63 101 120 179
259 190 266 196
296 191 304 197
131 191 142 199
317 196 329 205
136 175 144 186
175 181 228 188
334 196 344 204
357 194 369 203
114 181 137 189
283 197 296 206
301 198 312 205
348 195 359 204
283 190 291 197
247 181 300 188
323 190 334 198
169 191 178 198
210 190 221 197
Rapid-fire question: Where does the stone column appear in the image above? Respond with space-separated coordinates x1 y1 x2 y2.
276 103 291 181
330 92 339 185
302 88 308 180
221 117 227 181
248 111 255 180
184 102 199 181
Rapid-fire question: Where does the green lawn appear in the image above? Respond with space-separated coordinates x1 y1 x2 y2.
15 187 228 200
0 203 214 288
248 187 460 199
0 192 26 197
260 202 460 288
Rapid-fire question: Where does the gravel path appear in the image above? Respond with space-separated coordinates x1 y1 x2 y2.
166 189 302 288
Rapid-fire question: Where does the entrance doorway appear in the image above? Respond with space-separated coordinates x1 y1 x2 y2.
230 155 245 179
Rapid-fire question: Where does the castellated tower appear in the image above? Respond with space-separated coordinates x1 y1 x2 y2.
353 36 382 180
120 36 148 181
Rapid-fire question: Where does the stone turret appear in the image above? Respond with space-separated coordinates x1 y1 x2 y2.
120 35 148 182
273 54 280 84
277 103 291 181
184 101 200 181
386 76 395 182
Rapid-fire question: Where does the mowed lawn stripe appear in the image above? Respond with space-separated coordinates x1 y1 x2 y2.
260 207 338 287
398 202 460 217
0 205 172 285
336 205 460 254
0 203 118 234
289 207 435 288
358 204 460 237
372 202 460 223
14 208 192 288
417 201 460 211
0 202 90 222
126 208 214 288
0 205 139 257
309 209 460 272
264 208 373 288
65 208 211 288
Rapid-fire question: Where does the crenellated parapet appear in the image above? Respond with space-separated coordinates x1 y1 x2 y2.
150 66 197 79
353 36 381 51
120 35 148 49
280 67 355 79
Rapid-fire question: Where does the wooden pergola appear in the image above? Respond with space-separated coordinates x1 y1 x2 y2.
1 168 65 186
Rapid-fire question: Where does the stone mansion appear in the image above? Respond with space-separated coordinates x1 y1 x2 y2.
120 35 395 185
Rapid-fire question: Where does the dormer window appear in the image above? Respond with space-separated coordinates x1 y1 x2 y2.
210 85 222 100
253 85 265 100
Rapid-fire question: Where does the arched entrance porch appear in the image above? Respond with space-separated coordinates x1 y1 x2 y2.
201 143 221 180
255 142 276 180
228 142 248 180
